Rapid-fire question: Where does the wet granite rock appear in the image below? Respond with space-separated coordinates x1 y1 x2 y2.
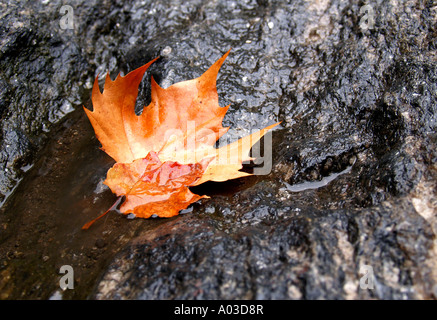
1 0 436 299
93 200 435 300
0 1 91 202
90 0 436 299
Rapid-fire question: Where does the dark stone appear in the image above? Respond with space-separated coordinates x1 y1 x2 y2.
90 0 436 300
0 0 436 300
0 1 91 202
93 201 434 300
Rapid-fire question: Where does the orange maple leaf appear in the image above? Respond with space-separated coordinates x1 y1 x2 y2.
82 50 279 228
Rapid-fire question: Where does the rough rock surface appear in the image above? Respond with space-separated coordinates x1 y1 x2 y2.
0 0 436 299
94 205 435 300
91 0 437 299
0 0 91 202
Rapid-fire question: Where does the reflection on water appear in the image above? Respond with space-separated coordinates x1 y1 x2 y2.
283 161 354 193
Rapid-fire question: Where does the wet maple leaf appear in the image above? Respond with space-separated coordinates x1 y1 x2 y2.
82 50 279 229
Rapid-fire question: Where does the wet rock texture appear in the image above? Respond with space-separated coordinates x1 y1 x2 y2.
1 0 436 299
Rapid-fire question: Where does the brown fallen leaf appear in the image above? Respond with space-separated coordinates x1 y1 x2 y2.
83 50 279 228
105 151 212 219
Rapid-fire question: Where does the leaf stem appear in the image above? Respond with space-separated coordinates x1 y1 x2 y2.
82 196 123 230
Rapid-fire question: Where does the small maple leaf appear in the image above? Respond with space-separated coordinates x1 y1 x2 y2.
82 50 279 228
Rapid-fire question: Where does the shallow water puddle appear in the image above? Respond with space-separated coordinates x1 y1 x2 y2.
0 109 168 299
282 162 354 192
0 107 268 299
